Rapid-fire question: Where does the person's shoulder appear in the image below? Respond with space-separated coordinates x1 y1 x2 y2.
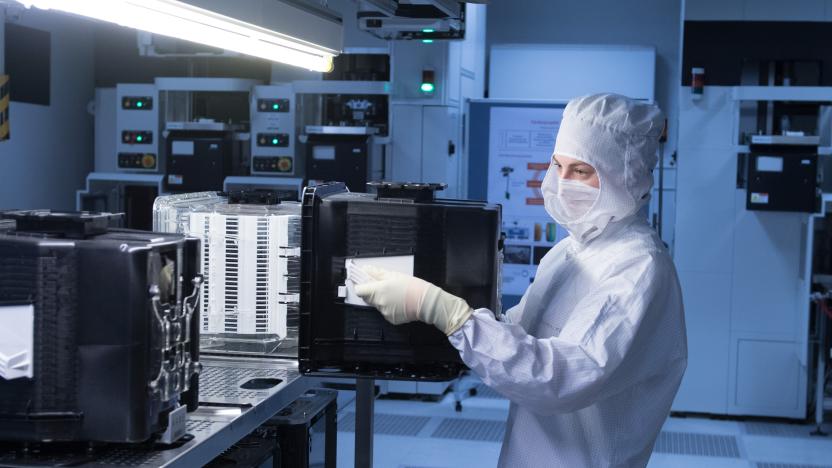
592 223 673 277
601 222 667 258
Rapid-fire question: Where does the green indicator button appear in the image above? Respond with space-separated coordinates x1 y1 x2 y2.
136 101 143 108
420 83 435 93
136 135 144 142
272 103 280 110
422 28 435 33
272 138 279 145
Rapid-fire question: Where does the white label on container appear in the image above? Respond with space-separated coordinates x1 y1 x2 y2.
172 141 195 156
313 145 336 160
750 193 770 204
756 156 783 172
0 303 34 380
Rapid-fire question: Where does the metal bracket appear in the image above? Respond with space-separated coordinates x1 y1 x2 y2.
159 404 188 445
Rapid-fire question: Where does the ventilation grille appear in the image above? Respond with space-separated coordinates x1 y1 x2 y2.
431 418 506 442
653 431 740 458
745 422 816 438
347 214 418 255
0 250 79 413
339 413 430 436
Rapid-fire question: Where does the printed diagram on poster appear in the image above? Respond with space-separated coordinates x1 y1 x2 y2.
487 106 568 295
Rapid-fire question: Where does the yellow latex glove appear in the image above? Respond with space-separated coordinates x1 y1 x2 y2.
350 265 474 336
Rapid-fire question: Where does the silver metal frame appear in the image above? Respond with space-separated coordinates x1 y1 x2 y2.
0 357 310 468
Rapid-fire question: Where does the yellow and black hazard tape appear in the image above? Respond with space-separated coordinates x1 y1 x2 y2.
0 75 9 141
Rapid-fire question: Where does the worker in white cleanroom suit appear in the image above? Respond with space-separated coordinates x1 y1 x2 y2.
350 93 688 468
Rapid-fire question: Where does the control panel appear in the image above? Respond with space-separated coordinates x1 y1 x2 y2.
118 152 158 170
121 96 153 110
116 84 160 172
251 85 295 175
255 133 290 147
252 156 294 174
122 130 154 145
256 98 290 113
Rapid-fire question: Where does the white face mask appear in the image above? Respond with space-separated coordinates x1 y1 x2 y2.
553 178 599 220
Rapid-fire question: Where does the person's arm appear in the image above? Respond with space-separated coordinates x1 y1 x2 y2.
501 287 530 325
352 253 664 414
449 253 663 415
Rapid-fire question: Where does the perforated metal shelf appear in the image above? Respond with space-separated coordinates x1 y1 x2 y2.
0 357 308 468
199 364 296 404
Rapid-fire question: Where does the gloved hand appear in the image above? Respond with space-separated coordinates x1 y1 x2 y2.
349 265 474 336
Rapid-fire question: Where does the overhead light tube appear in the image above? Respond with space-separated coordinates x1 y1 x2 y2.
13 0 338 72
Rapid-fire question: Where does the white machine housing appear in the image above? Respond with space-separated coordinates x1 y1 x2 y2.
357 0 465 41
672 85 830 418
116 83 161 172
358 15 463 41
388 3 486 198
250 84 297 176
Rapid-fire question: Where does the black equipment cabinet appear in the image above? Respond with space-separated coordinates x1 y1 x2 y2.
299 182 503 381
0 210 201 444
305 135 369 193
166 130 233 193
270 388 337 468
204 429 280 468
746 145 821 213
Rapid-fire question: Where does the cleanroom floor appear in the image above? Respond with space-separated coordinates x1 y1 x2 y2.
332 380 832 468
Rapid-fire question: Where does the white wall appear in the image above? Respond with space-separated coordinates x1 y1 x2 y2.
332 0 389 50
0 8 95 210
487 0 681 151
486 0 682 246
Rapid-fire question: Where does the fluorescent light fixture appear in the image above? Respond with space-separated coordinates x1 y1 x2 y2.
13 0 338 72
